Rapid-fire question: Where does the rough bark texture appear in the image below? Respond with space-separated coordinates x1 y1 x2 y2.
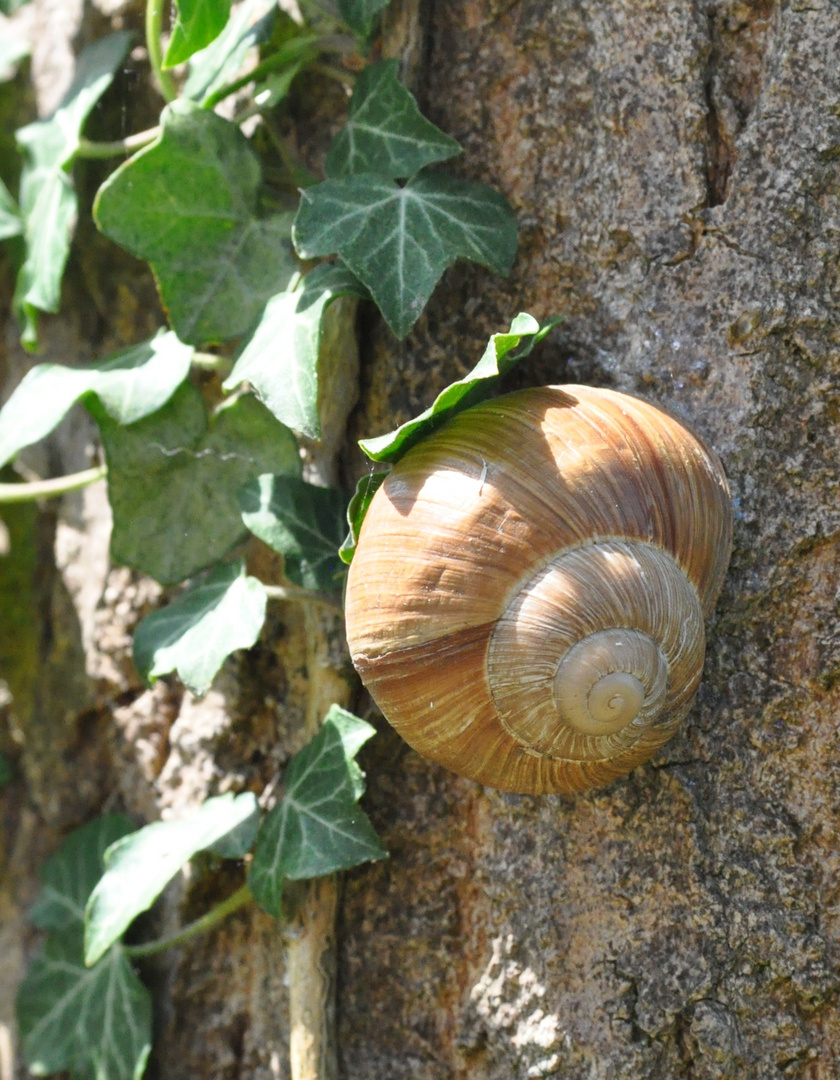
2 1 840 1079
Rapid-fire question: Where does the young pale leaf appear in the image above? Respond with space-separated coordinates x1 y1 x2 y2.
184 0 276 102
224 263 369 438
94 100 297 345
17 931 152 1080
326 60 460 180
360 313 563 462
249 705 386 917
0 176 22 240
338 470 387 564
0 331 193 468
14 32 131 328
85 792 259 966
164 0 232 68
133 560 267 696
94 384 301 585
29 815 136 934
239 475 347 590
337 0 390 36
294 171 517 338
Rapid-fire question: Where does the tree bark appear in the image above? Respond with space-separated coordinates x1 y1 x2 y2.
3 1 840 1078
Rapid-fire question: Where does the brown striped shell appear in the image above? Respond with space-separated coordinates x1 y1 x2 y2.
345 385 733 794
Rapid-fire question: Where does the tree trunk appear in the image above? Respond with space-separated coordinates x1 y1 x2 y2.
2 1 840 1078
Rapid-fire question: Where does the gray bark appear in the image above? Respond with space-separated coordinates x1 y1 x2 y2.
2 1 840 1079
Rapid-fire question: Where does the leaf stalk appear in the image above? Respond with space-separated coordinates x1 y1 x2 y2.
0 465 107 504
124 883 253 958
145 0 177 102
76 127 161 160
264 584 344 615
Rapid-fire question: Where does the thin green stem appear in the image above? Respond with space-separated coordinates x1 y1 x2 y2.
0 465 107 504
146 0 177 102
76 126 161 159
203 38 322 110
124 884 253 958
310 62 356 88
264 584 344 615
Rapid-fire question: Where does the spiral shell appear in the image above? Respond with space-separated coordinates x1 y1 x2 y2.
345 385 732 794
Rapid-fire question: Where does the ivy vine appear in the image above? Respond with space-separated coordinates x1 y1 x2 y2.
0 0 557 1076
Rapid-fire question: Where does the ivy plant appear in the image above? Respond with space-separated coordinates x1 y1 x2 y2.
0 0 537 1075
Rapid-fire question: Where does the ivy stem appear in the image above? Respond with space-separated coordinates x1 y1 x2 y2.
145 0 177 103
264 584 344 615
76 126 161 159
203 38 322 110
124 884 253 958
0 465 107 504
309 62 356 88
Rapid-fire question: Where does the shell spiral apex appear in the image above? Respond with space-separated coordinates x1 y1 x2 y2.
345 385 733 794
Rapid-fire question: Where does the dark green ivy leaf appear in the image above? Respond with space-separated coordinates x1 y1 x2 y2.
239 474 347 590
249 705 386 917
326 60 461 180
93 384 300 585
133 559 267 695
17 931 152 1080
164 0 232 68
294 171 517 338
94 100 296 345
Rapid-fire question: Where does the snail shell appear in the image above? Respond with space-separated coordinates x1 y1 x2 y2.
345 385 732 794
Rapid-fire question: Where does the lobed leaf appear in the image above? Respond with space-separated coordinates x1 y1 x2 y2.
17 931 152 1080
94 100 297 345
85 792 259 966
29 815 136 934
294 170 517 338
359 312 563 462
239 474 347 590
0 35 29 81
94 384 301 585
133 559 267 695
164 0 232 68
249 705 386 917
224 263 369 438
0 331 193 468
326 60 461 180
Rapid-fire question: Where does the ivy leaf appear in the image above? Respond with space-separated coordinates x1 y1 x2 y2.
0 331 193 468
94 384 301 585
224 263 369 438
249 705 386 917
133 559 267 696
360 312 563 461
164 0 232 68
17 931 152 1080
337 0 390 36
0 0 32 13
239 475 347 590
294 171 517 338
14 32 131 340
0 176 23 240
94 100 297 345
85 792 259 966
184 0 276 103
29 815 136 934
338 470 387 565
326 60 460 180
